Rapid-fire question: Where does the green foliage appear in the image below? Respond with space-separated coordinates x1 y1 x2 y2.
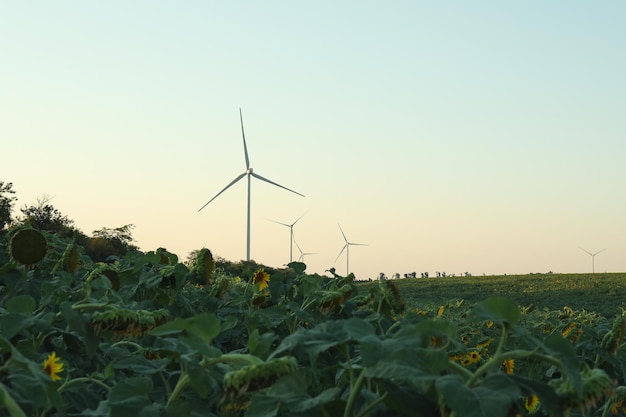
2 229 626 416
18 196 77 237
85 225 138 262
0 181 17 231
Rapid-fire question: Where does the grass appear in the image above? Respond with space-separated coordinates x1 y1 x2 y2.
357 272 626 317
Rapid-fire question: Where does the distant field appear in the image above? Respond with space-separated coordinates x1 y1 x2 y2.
357 272 626 317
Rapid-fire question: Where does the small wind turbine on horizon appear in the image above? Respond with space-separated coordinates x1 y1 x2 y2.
294 238 317 263
198 109 305 261
269 210 309 263
579 247 607 273
335 224 367 276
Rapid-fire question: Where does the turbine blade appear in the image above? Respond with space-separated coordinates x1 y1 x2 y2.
250 172 305 197
269 219 291 227
338 224 348 243
579 247 593 256
240 108 250 170
335 244 347 262
349 243 368 246
293 238 303 254
292 210 309 226
198 172 246 212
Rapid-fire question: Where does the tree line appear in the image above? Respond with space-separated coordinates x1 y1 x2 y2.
0 180 137 262
1 180 313 278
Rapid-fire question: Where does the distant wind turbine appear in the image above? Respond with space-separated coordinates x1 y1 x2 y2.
579 247 607 273
269 211 308 263
294 238 317 263
335 224 367 276
198 109 305 260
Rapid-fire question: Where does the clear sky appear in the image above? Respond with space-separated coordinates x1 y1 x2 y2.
2 2 625 279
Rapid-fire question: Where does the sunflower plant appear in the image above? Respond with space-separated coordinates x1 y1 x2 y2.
1 228 626 417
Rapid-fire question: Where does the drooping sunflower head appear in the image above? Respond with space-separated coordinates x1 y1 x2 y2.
379 279 406 315
476 338 493 351
524 393 540 414
62 243 81 273
192 248 215 284
43 352 64 381
10 228 47 265
561 322 577 337
252 269 270 291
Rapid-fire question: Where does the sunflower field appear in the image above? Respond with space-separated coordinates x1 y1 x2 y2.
1 227 626 417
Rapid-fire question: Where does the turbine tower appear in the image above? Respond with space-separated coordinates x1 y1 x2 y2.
269 211 308 263
579 247 607 273
198 109 305 260
335 224 367 276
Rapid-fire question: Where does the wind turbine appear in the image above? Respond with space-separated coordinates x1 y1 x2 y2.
294 238 317 263
269 211 308 263
334 224 367 276
579 247 607 273
198 109 305 261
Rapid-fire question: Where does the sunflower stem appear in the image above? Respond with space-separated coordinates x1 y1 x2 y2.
355 391 388 417
167 372 190 407
110 340 144 351
200 353 263 367
343 344 355 388
448 359 473 379
344 370 367 417
0 383 27 417
58 377 111 393
466 323 508 387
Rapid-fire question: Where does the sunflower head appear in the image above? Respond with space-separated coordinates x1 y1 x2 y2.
503 358 515 375
379 280 406 315
10 228 47 265
524 394 540 414
561 322 577 337
192 248 215 285
43 352 64 381
459 350 481 367
252 269 270 291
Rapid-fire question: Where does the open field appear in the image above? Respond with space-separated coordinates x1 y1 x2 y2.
358 272 626 317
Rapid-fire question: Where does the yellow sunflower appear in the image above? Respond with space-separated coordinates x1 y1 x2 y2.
503 358 515 375
252 269 270 291
610 399 626 414
524 394 540 414
561 322 576 337
460 351 481 367
43 352 64 381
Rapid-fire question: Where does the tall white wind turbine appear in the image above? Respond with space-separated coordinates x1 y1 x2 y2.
579 247 607 273
335 224 367 276
270 211 308 263
198 109 305 261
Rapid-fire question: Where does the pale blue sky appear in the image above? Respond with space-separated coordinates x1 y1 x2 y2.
2 2 625 279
